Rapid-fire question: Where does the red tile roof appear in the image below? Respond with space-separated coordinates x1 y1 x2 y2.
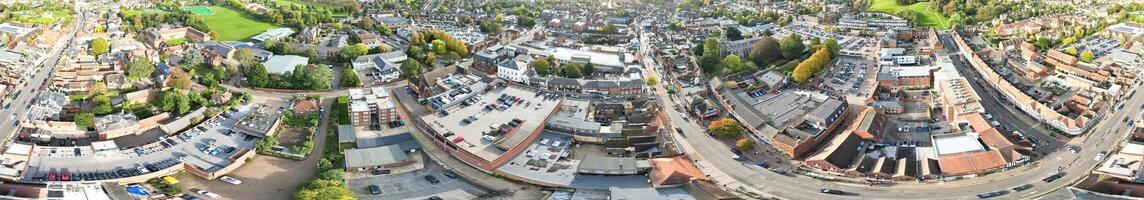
649 156 707 187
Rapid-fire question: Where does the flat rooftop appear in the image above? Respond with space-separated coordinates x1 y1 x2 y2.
420 86 561 162
932 133 985 155
495 131 578 186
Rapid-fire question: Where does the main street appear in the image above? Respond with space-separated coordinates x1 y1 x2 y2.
639 29 1141 199
0 11 84 141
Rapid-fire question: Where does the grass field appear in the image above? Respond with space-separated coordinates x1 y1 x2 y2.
275 0 349 17
198 6 284 41
182 6 215 16
13 9 70 24
867 0 951 29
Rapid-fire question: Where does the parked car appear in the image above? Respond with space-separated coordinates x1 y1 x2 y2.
219 176 242 185
196 190 221 199
1096 151 1108 161
371 169 391 175
424 175 440 184
731 155 747 161
368 185 381 195
443 170 458 179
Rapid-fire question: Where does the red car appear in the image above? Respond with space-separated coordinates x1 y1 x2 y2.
60 171 69 181
47 172 57 181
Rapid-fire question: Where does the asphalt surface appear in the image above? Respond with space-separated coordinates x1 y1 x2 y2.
0 12 82 141
642 29 1139 199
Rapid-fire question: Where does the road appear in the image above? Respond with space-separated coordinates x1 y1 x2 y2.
0 10 84 141
640 28 1140 199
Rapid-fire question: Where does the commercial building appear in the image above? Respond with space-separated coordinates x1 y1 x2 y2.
725 90 850 158
497 55 533 84
250 28 295 42
261 55 310 75
343 145 413 171
876 66 932 89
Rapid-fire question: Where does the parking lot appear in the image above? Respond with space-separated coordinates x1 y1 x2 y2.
345 153 486 200
822 58 877 99
24 105 259 182
1066 36 1119 60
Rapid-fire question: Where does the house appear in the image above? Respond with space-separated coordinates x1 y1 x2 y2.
298 26 321 44
497 55 532 83
292 99 320 114
352 52 405 82
200 42 236 67
355 30 383 48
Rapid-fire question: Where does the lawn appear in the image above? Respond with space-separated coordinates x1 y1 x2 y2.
198 6 284 41
275 0 349 17
867 0 951 29
166 37 188 46
13 9 71 24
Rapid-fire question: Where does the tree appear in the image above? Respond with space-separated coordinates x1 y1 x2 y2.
583 62 595 77
75 113 95 130
340 68 361 87
337 44 369 63
246 63 270 87
749 37 781 66
399 60 422 77
319 169 344 181
87 81 107 98
700 37 723 74
531 58 552 76
208 31 220 40
1036 37 1054 50
294 179 353 200
1081 50 1095 62
724 27 743 41
175 92 190 114
792 59 815 82
358 17 375 30
707 118 743 137
182 48 205 67
127 57 154 80
234 48 254 65
562 63 583 78
1065 47 1078 55
645 76 657 87
780 34 806 59
90 38 110 56
92 94 112 114
823 39 840 57
736 138 755 150
722 55 756 73
168 67 193 90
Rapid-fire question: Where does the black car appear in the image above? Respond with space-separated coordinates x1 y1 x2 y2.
1012 184 1033 192
730 148 743 155
371 169 391 175
368 185 381 195
427 196 444 200
1043 173 1065 182
443 170 458 179
976 191 1007 198
424 175 440 184
820 189 844 195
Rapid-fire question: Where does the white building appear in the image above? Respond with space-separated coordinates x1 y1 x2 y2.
497 55 532 84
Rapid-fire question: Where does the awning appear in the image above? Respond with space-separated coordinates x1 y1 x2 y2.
162 176 179 184
450 137 465 144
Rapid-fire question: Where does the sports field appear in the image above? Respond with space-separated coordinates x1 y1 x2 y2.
867 0 951 29
196 6 284 41
181 6 215 16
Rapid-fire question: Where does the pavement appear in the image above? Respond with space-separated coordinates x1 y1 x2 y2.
634 27 1140 199
345 153 484 200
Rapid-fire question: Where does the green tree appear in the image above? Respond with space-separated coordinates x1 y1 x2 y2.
736 138 755 150
246 63 270 87
337 44 369 63
87 81 107 98
1081 50 1095 62
583 62 595 77
780 34 806 59
340 68 361 87
399 60 422 77
294 179 353 200
127 57 154 80
724 27 743 41
175 92 190 114
699 37 723 74
749 37 781 66
182 48 205 67
74 113 95 130
646 76 657 87
562 63 583 78
90 38 110 56
92 94 112 114
823 39 840 57
1065 47 1078 55
531 58 551 76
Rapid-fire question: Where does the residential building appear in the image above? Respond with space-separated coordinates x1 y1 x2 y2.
497 55 533 83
